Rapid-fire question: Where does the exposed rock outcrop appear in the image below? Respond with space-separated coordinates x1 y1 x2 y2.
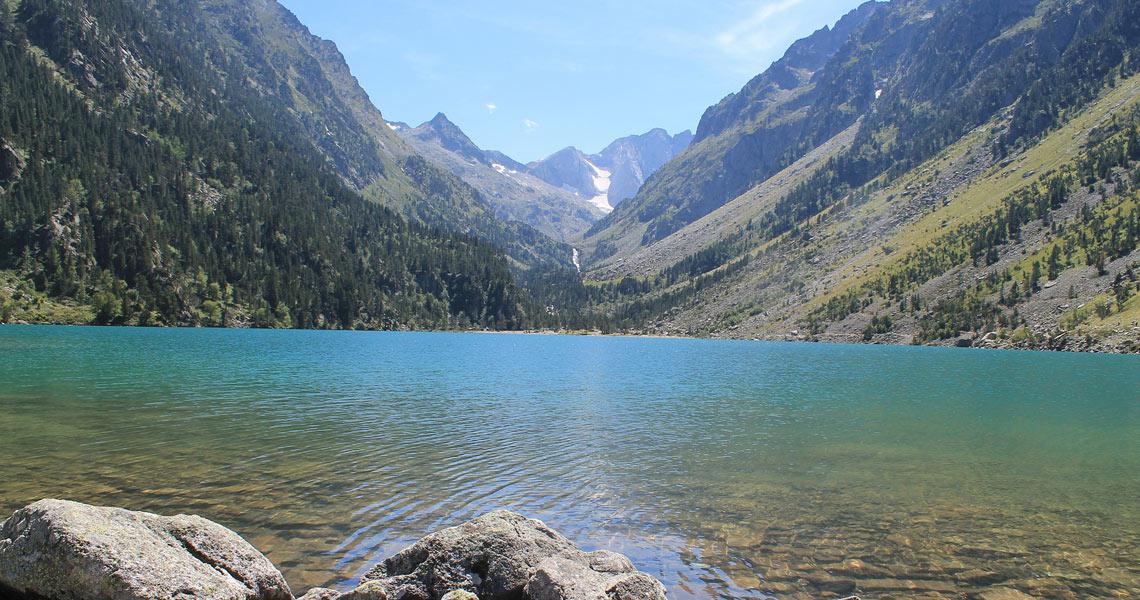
0 141 25 190
0 499 292 600
356 510 666 600
0 501 663 600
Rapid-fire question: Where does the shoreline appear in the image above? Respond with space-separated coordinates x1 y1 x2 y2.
2 320 1137 355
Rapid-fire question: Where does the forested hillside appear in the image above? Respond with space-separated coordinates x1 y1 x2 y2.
183 0 573 270
0 0 534 329
1 0 1136 350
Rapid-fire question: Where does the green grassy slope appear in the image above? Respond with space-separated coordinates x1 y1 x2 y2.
567 0 1140 351
631 73 1140 352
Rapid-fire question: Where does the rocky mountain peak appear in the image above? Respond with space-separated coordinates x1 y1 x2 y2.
527 147 598 199
410 112 486 163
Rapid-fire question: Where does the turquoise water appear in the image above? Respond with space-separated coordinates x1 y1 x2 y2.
0 326 1137 598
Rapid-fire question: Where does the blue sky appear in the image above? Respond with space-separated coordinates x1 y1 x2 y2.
278 0 869 163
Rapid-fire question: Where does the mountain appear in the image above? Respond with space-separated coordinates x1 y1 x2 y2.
389 112 690 243
396 114 605 241
3 0 1136 348
0 0 544 329
522 129 697 216
573 0 1140 352
522 130 688 216
524 130 693 215
527 148 607 208
581 0 882 259
179 0 572 269
526 129 692 215
595 128 695 208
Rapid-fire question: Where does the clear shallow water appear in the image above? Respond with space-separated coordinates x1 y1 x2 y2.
0 326 1137 599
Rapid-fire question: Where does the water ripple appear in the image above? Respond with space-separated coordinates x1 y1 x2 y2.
0 327 1137 598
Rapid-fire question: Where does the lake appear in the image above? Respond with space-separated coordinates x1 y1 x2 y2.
0 326 1136 598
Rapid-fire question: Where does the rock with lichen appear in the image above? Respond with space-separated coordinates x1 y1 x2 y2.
0 499 292 600
359 511 666 600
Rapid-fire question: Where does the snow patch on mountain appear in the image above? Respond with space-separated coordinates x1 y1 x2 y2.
585 160 613 213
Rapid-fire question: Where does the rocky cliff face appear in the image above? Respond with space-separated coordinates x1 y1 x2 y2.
593 129 693 208
580 0 1081 258
694 1 882 143
525 130 693 214
527 147 603 201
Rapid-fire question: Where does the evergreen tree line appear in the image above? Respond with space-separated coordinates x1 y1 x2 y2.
755 0 1140 243
0 0 531 329
580 0 1140 336
810 107 1140 339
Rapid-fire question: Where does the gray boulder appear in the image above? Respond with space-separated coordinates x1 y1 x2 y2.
297 579 490 600
0 499 292 600
359 510 665 600
525 558 664 600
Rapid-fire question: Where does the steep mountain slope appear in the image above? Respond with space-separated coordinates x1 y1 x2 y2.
0 0 536 329
652 74 1140 352
587 122 861 278
576 0 1140 352
526 129 692 214
396 114 604 241
593 129 694 208
580 0 882 261
183 0 572 268
528 148 603 203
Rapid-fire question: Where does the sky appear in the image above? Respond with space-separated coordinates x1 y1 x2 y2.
278 0 870 163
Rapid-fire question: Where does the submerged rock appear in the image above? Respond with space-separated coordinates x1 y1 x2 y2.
0 499 292 600
358 510 666 600
977 588 1037 600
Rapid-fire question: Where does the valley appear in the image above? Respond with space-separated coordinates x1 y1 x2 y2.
1 2 1138 599
0 0 1137 353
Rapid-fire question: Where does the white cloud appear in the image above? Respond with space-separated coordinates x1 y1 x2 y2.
485 103 497 114
630 0 815 78
713 0 806 63
523 118 540 132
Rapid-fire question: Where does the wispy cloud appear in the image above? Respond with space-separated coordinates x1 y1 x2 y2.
400 50 444 81
523 118 540 132
713 0 806 62
629 0 812 78
485 103 498 114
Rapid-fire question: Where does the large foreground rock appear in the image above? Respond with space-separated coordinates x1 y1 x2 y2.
0 499 292 600
354 510 666 600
